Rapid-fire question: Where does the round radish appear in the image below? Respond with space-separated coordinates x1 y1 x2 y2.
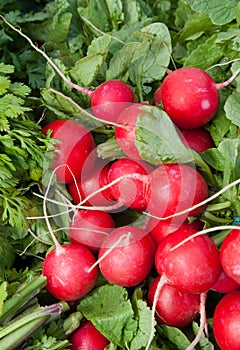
107 158 152 211
42 244 98 301
42 119 96 183
98 226 156 287
115 103 150 160
213 290 240 350
145 163 208 221
154 67 220 129
220 229 240 285
179 127 215 152
68 159 115 206
69 320 110 350
68 209 115 252
90 80 135 123
155 226 221 293
148 276 200 328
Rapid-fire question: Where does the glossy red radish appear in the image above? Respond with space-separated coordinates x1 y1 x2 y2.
220 229 240 285
68 159 115 206
145 163 208 221
148 276 200 328
107 158 152 211
155 226 221 293
42 244 98 301
42 119 96 183
179 127 215 152
154 67 220 129
115 103 150 160
68 209 115 252
213 290 240 350
69 320 110 350
98 226 156 287
90 80 135 123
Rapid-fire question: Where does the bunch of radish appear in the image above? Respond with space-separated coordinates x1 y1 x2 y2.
5 16 240 350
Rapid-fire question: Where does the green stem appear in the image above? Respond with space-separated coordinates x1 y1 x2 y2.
97 138 125 160
203 211 232 224
212 229 232 246
0 275 46 325
0 303 63 340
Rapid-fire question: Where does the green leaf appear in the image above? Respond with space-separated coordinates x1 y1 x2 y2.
78 284 137 347
0 76 10 96
129 298 155 350
183 34 224 69
182 0 239 25
192 321 215 349
0 238 15 272
0 63 14 74
224 90 240 126
158 325 191 349
0 282 8 316
135 106 194 164
179 13 217 42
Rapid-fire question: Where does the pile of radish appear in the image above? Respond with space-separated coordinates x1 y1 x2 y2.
38 63 240 350
4 15 240 350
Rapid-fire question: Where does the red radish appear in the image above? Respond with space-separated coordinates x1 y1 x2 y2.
154 67 220 129
179 127 215 152
115 103 150 160
69 320 110 350
220 229 240 285
68 209 115 252
42 119 96 183
90 80 135 123
107 158 152 211
145 163 208 221
213 290 240 350
211 269 239 293
98 226 156 287
148 276 200 328
155 226 221 293
147 217 203 245
42 244 98 301
68 159 115 206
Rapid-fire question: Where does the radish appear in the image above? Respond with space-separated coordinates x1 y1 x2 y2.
107 158 152 211
147 217 203 245
155 226 221 293
145 163 208 221
90 80 135 123
220 228 240 285
68 209 115 252
179 127 215 152
68 159 115 206
114 103 150 160
69 320 110 350
147 276 200 328
42 119 96 183
42 244 98 301
98 226 156 287
211 269 239 293
153 66 236 129
213 290 240 350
